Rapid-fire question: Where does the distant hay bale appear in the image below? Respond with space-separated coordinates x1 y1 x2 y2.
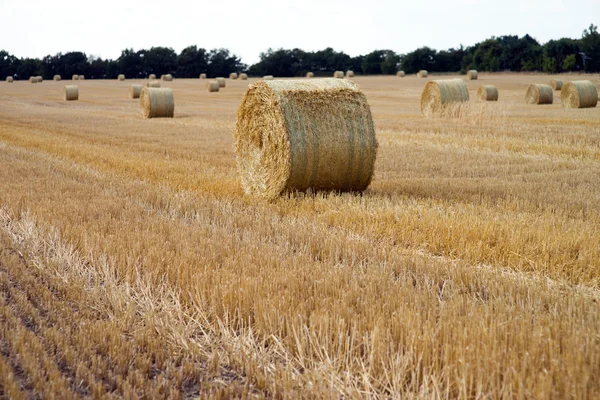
161 74 173 81
229 72 238 79
129 84 144 99
550 79 563 90
6 77 13 83
118 74 125 81
29 76 37 83
199 73 207 79
64 85 79 101
477 85 499 101
417 70 428 78
234 78 377 199
216 77 226 87
239 73 248 80
37 76 43 82
306 72 314 78
346 70 354 78
525 84 553 105
146 81 161 88
207 81 220 92
149 74 156 80
72 74 79 80
466 70 478 80
53 75 61 81
420 78 470 117
561 80 598 109
333 71 344 79
263 75 274 80
397 71 405 77
78 75 85 80
139 87 174 118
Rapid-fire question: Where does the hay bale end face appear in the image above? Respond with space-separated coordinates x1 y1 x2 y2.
149 74 156 80
207 81 220 92
561 80 598 109
146 81 161 88
6 77 13 83
397 71 405 77
199 73 207 79
140 87 174 118
306 72 314 78
525 84 553 105
418 70 428 78
129 84 144 99
216 77 226 87
333 71 344 79
239 73 248 80
420 78 470 117
64 85 79 101
346 70 355 78
118 74 125 81
263 75 274 81
550 79 563 91
72 74 79 80
466 70 478 80
234 78 378 199
477 85 499 101
53 75 61 81
229 72 238 79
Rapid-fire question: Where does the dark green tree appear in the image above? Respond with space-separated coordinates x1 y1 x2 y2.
177 46 208 78
580 24 600 72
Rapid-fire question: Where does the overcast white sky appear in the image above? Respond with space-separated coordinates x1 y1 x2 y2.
2 0 598 64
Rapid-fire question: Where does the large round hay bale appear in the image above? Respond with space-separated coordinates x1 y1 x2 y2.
53 75 61 81
333 71 344 79
239 73 248 80
216 77 226 87
477 85 498 101
29 76 37 83
306 72 314 78
161 74 173 81
234 78 377 199
263 75 274 80
525 84 553 105
466 70 478 80
146 81 161 88
140 87 174 118
64 85 79 101
149 74 156 80
346 70 355 78
229 72 238 79
420 79 470 117
78 75 85 80
129 84 144 99
397 71 405 77
118 74 125 81
550 79 563 90
207 81 220 92
199 73 207 79
72 74 79 80
417 70 428 78
6 77 13 83
561 80 598 109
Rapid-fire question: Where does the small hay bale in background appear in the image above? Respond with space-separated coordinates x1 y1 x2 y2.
29 76 37 83
6 77 13 83
207 81 220 92
149 74 156 80
118 74 125 81
229 72 238 79
37 76 43 82
239 73 248 80
417 70 428 78
397 71 405 77
146 81 161 88
333 71 344 79
53 75 61 81
199 73 207 79
477 85 499 101
346 70 355 78
64 85 79 101
72 74 79 80
216 77 226 87
525 84 553 105
420 78 470 117
466 70 478 80
306 72 314 78
263 75 274 80
78 75 85 80
140 87 174 118
234 78 377 199
129 84 144 99
550 79 563 90
162 74 173 81
561 80 598 109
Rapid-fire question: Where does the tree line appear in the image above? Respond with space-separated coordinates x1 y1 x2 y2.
1 24 598 80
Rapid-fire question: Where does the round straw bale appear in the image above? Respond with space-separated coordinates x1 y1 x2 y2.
229 72 238 79
234 78 377 199
146 81 161 88
550 79 563 90
420 79 470 117
140 87 174 118
29 76 37 83
64 85 79 101
37 76 43 82
207 81 220 92
239 73 248 80
78 75 85 80
417 70 428 78
466 70 478 80
525 84 553 105
216 77 226 87
163 74 173 81
118 74 125 81
263 75 274 81
6 77 13 83
53 75 61 81
346 70 355 78
72 74 79 80
149 74 156 80
477 85 499 101
306 72 314 78
397 71 405 77
561 80 598 109
129 84 144 99
333 71 344 79
199 73 207 79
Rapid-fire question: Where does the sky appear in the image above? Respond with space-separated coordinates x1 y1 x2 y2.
2 0 598 65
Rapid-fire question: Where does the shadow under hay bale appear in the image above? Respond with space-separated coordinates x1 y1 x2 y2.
140 87 174 118
525 84 553 105
421 79 470 117
477 85 498 101
561 80 598 108
64 85 79 101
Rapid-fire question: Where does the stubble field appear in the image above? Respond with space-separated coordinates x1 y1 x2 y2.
0 73 599 398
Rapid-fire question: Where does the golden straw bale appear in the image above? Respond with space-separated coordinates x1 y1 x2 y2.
146 81 161 88
78 75 85 80
129 84 144 99
239 73 248 80
72 74 79 80
333 71 344 78
118 74 125 81
216 77 226 87
525 84 553 105
306 72 314 78
263 75 274 80
550 79 563 90
53 75 61 81
561 80 598 109
5 77 13 83
466 70 478 80
346 70 355 78
234 78 377 199
37 76 43 82
229 72 238 79
207 81 220 92
29 76 37 83
161 74 173 81
199 73 207 79
420 79 470 117
417 70 428 78
397 71 405 77
139 87 174 118
477 85 498 101
149 74 156 80
64 85 79 101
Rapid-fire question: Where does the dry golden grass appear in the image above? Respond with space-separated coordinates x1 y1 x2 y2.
0 73 599 398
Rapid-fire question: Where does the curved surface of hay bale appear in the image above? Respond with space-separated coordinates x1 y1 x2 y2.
140 87 174 118
477 85 499 101
118 74 125 81
525 84 553 105
417 70 428 78
29 77 37 83
146 81 161 88
234 78 377 199
78 75 85 80
229 72 238 79
550 79 563 90
53 75 61 81
420 79 470 117
37 76 43 82
6 77 13 83
346 70 355 78
72 74 79 80
263 75 274 80
561 80 598 108
333 71 344 79
466 70 478 80
306 72 314 78
239 73 248 80
199 73 207 79
216 77 226 87
149 74 156 80
162 74 173 81
207 81 220 92
129 84 144 99
64 85 79 101
397 71 405 77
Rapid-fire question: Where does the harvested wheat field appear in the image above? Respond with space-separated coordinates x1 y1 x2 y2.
0 73 599 398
